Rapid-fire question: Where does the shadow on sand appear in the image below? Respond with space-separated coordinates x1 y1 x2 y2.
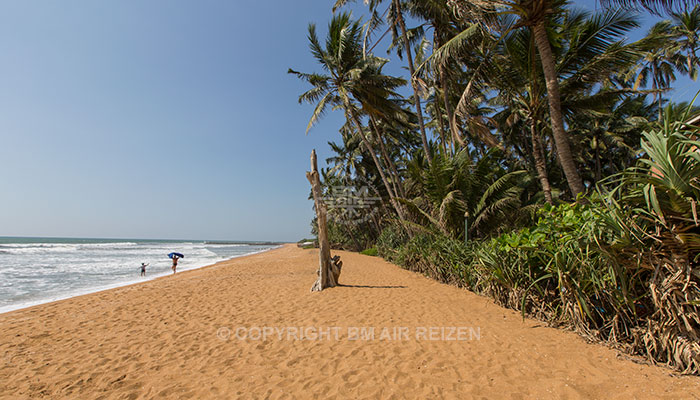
338 284 407 289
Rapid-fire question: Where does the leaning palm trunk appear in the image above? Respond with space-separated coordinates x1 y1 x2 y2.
532 21 585 198
434 95 449 154
433 32 450 155
369 116 406 198
348 107 407 221
528 36 553 204
530 121 553 204
440 66 456 154
377 134 403 198
341 216 363 251
393 0 432 163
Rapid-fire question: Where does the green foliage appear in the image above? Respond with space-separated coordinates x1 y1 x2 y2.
472 201 638 330
600 106 700 257
360 246 379 256
376 221 411 260
378 227 476 287
379 151 700 372
295 0 700 375
312 216 379 252
402 149 530 240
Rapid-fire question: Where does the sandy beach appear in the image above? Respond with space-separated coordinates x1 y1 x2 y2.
0 244 698 399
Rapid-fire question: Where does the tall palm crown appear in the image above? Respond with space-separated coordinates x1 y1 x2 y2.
290 12 410 219
671 6 700 80
289 13 406 134
599 0 697 15
334 0 436 162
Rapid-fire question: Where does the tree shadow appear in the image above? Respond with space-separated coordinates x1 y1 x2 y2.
338 284 407 289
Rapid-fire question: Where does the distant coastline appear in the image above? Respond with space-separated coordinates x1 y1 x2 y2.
0 236 287 245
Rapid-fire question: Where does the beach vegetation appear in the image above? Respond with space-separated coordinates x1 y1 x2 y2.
360 246 379 256
291 1 700 373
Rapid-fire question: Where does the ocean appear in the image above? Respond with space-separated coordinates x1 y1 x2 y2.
0 237 280 314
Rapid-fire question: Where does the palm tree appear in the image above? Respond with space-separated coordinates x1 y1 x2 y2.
334 0 434 162
599 0 696 15
447 0 585 198
407 1 462 154
402 148 528 239
326 130 367 180
671 5 700 80
512 0 586 198
476 5 638 201
289 13 408 219
489 26 555 203
633 21 687 120
568 96 653 183
390 0 433 163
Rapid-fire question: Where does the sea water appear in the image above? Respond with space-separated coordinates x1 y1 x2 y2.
0 237 280 313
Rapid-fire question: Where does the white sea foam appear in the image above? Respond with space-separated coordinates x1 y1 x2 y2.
0 239 280 314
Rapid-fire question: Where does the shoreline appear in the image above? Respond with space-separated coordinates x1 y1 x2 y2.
1 244 697 399
0 244 282 316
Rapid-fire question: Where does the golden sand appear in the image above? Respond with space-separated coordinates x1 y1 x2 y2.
1 244 698 399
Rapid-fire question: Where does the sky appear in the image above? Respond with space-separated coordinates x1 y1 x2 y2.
0 1 697 242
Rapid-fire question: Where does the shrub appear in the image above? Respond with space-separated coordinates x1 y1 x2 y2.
360 247 378 256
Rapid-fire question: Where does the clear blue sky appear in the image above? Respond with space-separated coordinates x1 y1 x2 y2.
0 1 696 242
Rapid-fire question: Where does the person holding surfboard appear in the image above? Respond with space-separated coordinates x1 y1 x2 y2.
168 252 183 274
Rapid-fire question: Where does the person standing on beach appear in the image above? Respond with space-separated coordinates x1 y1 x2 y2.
140 263 149 277
171 255 179 274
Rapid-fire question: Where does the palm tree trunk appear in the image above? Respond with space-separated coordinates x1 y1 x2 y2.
532 21 585 198
369 116 405 198
531 121 553 204
377 133 402 198
653 73 663 121
433 35 449 155
393 0 432 163
347 107 407 220
434 95 449 155
440 65 456 155
341 219 362 252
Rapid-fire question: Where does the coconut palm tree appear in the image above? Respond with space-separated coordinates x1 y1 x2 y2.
599 0 696 15
671 5 700 80
489 26 555 203
633 21 687 120
402 148 528 239
509 0 586 197
326 130 367 180
568 96 653 183
333 0 434 163
446 0 586 198
488 7 640 200
289 13 408 219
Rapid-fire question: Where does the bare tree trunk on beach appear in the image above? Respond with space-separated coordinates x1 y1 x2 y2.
307 150 342 291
